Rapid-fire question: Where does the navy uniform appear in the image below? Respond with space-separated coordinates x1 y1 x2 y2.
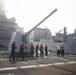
35 44 39 57
57 43 61 56
61 42 65 56
40 44 44 57
45 45 48 56
9 41 16 61
30 44 34 57
17 43 25 60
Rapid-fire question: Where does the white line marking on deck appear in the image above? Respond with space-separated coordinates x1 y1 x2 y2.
0 61 76 71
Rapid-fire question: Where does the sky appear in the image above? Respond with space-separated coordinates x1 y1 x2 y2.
4 0 76 35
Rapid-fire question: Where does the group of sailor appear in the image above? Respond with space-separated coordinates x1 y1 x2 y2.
9 41 48 61
9 41 65 61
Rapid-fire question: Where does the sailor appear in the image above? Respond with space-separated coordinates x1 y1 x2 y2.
9 41 16 61
40 44 44 57
61 42 65 56
44 45 48 56
35 44 39 57
17 42 25 60
56 43 61 57
30 43 34 57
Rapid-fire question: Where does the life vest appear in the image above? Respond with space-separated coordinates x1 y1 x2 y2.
61 45 64 50
36 45 39 49
30 44 34 49
61 42 64 50
20 43 25 49
12 42 16 49
45 46 47 50
40 45 43 50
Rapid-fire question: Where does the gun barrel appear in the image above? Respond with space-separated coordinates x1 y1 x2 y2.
25 8 57 36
